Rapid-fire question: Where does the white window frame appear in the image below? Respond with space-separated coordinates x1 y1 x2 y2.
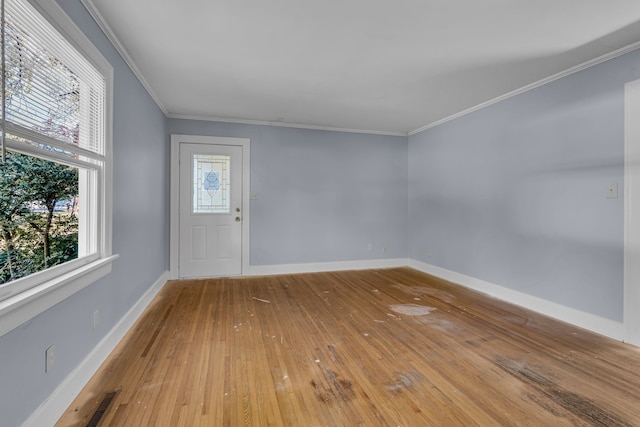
0 0 116 338
624 79 640 347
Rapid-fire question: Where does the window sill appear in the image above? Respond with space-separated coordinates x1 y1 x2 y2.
0 254 119 338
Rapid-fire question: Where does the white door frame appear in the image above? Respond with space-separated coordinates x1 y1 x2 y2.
624 79 640 346
170 134 250 279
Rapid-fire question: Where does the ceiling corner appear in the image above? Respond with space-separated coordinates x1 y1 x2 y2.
79 0 169 116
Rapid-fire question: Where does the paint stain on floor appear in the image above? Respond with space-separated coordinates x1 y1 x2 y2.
385 371 423 394
418 315 459 334
389 304 436 316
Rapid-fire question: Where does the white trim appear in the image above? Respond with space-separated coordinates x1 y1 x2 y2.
22 271 170 427
103 61 114 257
624 79 640 346
79 0 168 116
0 255 118 338
409 260 626 342
168 113 408 137
0 254 99 302
5 123 105 162
170 135 250 279
248 258 408 276
409 40 640 136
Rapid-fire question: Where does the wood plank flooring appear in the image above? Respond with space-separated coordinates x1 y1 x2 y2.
56 267 640 426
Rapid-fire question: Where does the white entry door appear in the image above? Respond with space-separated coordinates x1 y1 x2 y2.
179 143 243 278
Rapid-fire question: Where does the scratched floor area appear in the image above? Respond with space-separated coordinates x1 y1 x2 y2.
57 267 640 426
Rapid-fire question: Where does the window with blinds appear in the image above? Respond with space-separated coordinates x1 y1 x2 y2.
1 0 106 161
0 0 110 300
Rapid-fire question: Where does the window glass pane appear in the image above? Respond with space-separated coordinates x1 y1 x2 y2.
193 154 230 214
4 4 80 146
0 151 79 284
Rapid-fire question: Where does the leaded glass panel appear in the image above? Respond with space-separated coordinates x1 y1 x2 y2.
192 154 230 213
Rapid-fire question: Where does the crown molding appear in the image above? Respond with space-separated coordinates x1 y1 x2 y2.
80 0 640 139
80 0 169 116
409 40 640 136
79 0 406 138
167 113 408 137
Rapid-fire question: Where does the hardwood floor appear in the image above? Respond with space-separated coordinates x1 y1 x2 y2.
56 268 640 426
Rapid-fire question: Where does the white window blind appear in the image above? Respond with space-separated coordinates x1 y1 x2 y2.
1 0 105 164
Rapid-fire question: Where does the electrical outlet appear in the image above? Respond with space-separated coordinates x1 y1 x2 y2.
426 249 433 257
93 310 99 331
45 345 55 373
383 246 388 253
367 242 373 252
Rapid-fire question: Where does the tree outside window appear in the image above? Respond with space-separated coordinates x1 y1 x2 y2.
0 153 79 284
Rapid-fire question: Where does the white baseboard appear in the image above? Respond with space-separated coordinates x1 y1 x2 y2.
252 258 626 341
23 271 171 427
408 260 625 342
248 258 408 276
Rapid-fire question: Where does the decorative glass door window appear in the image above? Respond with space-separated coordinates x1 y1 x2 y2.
192 154 231 213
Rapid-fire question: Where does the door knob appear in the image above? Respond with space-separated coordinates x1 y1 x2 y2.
235 216 241 222
235 207 240 212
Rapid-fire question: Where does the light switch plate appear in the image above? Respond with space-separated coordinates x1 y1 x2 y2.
606 183 618 199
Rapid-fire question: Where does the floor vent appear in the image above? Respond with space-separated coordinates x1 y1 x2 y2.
86 391 117 427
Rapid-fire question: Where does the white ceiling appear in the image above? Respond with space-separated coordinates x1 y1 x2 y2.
84 0 640 135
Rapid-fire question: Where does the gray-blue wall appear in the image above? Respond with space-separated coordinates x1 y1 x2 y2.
168 120 409 264
0 1 169 426
409 50 640 322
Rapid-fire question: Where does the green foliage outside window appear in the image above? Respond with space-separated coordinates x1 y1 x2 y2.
0 151 79 284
